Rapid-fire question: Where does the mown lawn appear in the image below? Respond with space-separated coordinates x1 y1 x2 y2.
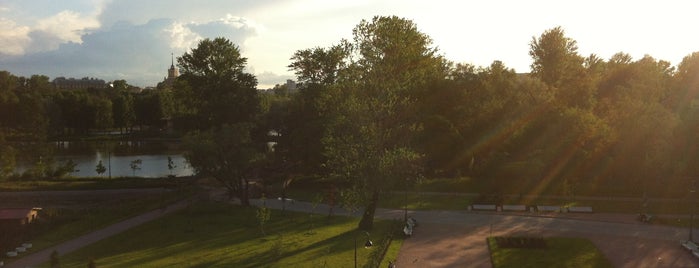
0 176 192 191
38 202 402 268
488 237 613 268
0 190 192 260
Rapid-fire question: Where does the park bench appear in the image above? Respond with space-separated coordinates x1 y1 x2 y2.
566 206 593 213
502 205 527 212
470 204 497 211
681 240 698 252
537 205 561 212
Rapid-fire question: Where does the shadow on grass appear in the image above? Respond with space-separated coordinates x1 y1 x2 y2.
53 201 388 268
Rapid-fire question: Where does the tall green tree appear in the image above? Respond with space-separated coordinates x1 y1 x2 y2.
529 26 594 109
175 38 263 206
184 123 264 206
175 37 259 130
315 16 443 230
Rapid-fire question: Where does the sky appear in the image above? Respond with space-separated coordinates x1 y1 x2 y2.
0 0 697 89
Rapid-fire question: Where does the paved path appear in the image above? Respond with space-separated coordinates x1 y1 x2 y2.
250 198 699 267
5 199 190 268
5 196 697 267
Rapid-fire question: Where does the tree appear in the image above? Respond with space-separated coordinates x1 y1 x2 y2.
167 156 177 176
529 26 593 109
112 91 135 134
183 123 264 206
313 16 442 230
281 45 351 175
129 159 142 176
175 37 264 206
174 37 259 130
96 160 107 176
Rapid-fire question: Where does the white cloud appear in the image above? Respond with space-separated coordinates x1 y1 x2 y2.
0 15 258 87
166 22 201 50
0 18 31 55
36 10 100 44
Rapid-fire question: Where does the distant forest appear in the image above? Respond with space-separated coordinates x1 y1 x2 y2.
1 23 699 199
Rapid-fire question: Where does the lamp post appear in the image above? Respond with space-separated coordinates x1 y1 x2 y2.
107 145 111 179
404 179 409 222
354 231 373 268
690 180 696 242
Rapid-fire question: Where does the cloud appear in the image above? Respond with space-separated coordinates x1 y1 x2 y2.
0 18 31 55
98 0 277 27
36 10 100 42
0 15 258 87
255 71 294 89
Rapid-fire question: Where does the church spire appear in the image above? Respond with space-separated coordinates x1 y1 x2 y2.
170 53 174 68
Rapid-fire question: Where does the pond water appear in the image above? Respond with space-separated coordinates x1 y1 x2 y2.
19 141 195 178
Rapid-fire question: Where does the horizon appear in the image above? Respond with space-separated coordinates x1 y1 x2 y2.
1 0 697 88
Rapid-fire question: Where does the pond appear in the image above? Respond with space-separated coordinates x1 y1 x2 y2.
18 140 195 178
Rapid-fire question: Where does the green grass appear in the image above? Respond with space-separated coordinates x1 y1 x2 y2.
0 189 193 263
488 237 613 268
37 202 400 268
0 176 193 191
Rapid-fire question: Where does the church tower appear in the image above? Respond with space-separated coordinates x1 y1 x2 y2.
161 53 179 88
167 53 179 79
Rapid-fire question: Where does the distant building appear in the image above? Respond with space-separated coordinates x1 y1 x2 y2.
160 53 180 88
286 79 297 94
53 77 107 90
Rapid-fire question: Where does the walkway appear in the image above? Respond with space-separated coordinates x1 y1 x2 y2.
250 198 699 267
5 196 698 267
5 199 190 268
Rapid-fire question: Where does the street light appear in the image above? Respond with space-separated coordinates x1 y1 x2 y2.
404 180 409 222
690 180 696 242
354 230 373 268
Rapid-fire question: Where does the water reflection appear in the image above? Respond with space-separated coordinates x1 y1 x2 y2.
24 141 195 178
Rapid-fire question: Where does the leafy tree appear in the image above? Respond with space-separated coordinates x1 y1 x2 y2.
175 38 264 206
167 156 177 176
96 160 107 176
529 26 593 109
174 37 259 130
183 123 264 206
0 134 16 179
280 45 352 175
129 159 142 176
310 16 442 230
112 91 135 133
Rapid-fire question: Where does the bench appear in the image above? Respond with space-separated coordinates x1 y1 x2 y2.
682 240 698 252
537 205 561 212
470 204 497 211
567 206 593 213
502 205 527 211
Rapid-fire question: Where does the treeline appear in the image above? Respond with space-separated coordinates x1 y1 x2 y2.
273 24 699 200
2 17 699 204
0 74 173 138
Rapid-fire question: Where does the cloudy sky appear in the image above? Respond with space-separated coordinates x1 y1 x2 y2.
0 0 697 89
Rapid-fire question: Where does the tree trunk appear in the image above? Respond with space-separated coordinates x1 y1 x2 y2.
239 178 250 206
358 190 379 231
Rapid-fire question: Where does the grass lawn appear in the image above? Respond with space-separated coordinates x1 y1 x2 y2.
37 202 402 268
0 176 193 191
0 189 192 268
488 237 613 268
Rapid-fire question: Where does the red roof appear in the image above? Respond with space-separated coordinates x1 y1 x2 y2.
0 208 35 220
